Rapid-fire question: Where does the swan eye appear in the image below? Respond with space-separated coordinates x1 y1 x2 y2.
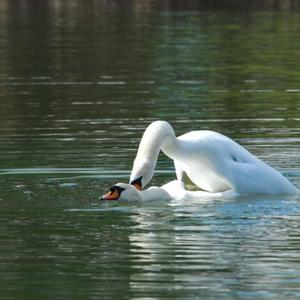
100 186 125 201
130 176 143 190
110 186 125 194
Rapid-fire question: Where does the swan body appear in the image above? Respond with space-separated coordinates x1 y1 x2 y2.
130 121 298 195
100 181 237 201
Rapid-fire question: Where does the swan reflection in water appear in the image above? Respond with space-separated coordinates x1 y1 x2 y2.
100 121 298 201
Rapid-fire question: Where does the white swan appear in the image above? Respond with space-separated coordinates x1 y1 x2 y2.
100 180 237 201
100 182 171 201
129 121 298 195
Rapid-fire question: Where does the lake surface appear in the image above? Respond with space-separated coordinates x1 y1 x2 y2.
0 1 300 299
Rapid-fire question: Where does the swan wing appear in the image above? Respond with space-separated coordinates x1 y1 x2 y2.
176 130 297 194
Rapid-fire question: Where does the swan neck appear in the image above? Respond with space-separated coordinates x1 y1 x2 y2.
130 121 178 187
135 121 177 161
160 132 178 158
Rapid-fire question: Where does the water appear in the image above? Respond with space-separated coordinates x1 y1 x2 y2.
1 1 300 299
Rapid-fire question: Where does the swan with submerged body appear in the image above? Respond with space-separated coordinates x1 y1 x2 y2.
128 121 297 195
100 180 237 201
100 182 172 201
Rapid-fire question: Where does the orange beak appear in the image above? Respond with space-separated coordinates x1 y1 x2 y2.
130 176 143 190
100 190 120 201
132 182 142 190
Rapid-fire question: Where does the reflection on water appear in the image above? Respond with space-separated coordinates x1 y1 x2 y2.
1 172 300 299
0 1 300 299
129 195 300 298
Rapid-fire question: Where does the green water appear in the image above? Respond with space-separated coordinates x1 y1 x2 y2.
0 1 300 299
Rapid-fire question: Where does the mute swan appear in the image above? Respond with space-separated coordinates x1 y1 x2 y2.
100 180 237 201
130 121 298 195
100 182 172 201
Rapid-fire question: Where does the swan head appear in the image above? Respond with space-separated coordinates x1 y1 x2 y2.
130 158 154 190
100 183 140 201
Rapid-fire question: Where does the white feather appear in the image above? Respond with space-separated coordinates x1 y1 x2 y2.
130 121 298 195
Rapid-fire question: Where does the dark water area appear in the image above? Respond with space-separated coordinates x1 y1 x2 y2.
0 1 300 299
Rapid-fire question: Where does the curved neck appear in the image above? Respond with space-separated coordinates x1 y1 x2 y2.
136 121 177 161
130 121 178 186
